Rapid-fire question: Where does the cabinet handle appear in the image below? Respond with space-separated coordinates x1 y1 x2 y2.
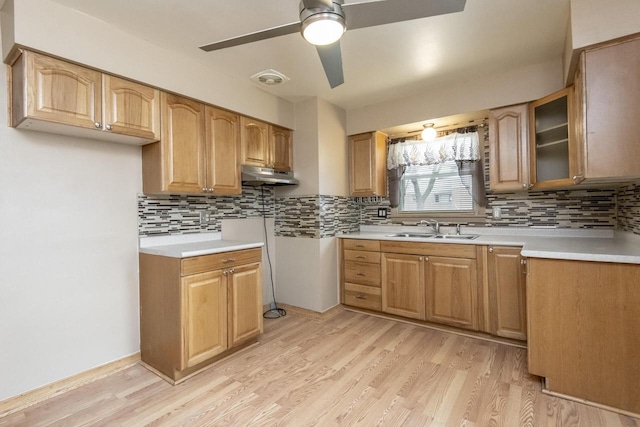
528 183 534 189
521 183 527 188
355 244 365 248
209 188 214 193
105 124 113 131
521 259 527 265
94 122 101 128
355 294 367 299
355 272 365 276
355 256 366 259
223 258 236 263
229 268 235 274
223 270 228 276
573 175 584 184
419 257 423 261
489 247 494 253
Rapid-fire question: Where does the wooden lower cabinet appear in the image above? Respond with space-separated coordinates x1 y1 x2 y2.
527 258 640 415
486 246 527 340
181 270 227 369
425 256 478 330
140 248 263 383
228 263 263 347
381 253 426 320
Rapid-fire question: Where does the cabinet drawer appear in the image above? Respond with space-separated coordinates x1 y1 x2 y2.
380 241 476 259
182 248 262 276
344 250 381 264
344 283 382 311
344 261 380 287
343 239 380 252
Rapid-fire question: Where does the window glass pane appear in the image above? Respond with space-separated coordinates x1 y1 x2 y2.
399 161 473 212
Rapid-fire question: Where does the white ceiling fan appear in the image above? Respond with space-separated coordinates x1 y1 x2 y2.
199 0 467 89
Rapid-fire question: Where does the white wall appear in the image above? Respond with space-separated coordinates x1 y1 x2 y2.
318 99 348 197
570 0 640 49
0 63 141 401
3 0 295 129
563 0 640 83
346 58 563 135
221 218 276 307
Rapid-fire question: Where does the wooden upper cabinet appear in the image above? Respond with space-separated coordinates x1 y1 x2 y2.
489 104 531 191
205 106 241 195
425 256 478 330
348 131 387 197
241 117 270 167
180 270 228 370
529 87 580 189
12 50 102 130
270 125 293 172
576 35 640 182
486 246 527 341
102 75 160 140
160 93 206 194
240 118 293 171
10 50 160 144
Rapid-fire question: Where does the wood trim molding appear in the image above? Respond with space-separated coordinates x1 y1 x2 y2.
0 353 140 419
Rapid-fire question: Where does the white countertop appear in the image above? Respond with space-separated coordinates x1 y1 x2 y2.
139 232 264 258
338 226 640 264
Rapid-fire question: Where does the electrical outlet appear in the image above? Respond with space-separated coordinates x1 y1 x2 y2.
492 207 502 219
377 208 387 218
199 211 210 224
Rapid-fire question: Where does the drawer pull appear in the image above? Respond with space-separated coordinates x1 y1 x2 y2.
222 258 236 263
355 294 367 300
355 256 367 259
355 272 365 276
355 244 365 248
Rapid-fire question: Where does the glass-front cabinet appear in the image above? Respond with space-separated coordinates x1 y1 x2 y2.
529 87 581 189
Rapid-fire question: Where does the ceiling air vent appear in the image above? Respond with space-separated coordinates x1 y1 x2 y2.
250 69 290 86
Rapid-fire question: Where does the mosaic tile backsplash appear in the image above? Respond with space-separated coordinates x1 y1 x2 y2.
618 183 640 234
138 185 275 236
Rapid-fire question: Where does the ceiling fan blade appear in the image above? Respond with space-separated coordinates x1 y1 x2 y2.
302 0 334 10
199 21 301 52
343 0 466 31
316 42 344 88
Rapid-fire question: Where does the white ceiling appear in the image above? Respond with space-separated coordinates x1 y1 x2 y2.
51 0 570 129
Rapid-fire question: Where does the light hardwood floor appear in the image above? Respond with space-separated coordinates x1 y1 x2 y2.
2 309 638 426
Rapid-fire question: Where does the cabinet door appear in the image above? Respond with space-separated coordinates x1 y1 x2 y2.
160 93 206 193
21 51 102 129
425 256 478 330
270 125 293 171
349 132 387 197
487 246 526 340
241 117 270 167
529 87 578 189
205 106 241 194
381 253 425 320
489 104 530 191
228 263 263 347
181 270 228 370
102 75 160 140
582 36 640 181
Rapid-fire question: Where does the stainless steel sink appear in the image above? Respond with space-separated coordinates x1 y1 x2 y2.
433 234 479 240
385 233 436 238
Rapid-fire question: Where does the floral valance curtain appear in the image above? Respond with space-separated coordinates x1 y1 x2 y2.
387 132 481 169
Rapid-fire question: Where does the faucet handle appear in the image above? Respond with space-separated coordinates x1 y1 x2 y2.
455 224 461 235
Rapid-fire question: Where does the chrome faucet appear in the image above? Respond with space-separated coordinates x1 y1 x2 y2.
419 219 440 235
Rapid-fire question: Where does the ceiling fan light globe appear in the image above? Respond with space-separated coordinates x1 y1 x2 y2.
301 13 345 45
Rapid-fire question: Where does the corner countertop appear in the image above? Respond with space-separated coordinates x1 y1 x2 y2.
139 232 264 258
338 226 640 264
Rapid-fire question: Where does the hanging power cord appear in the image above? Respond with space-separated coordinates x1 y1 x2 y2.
261 185 286 319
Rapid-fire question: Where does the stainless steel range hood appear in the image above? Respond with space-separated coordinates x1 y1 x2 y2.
241 165 299 186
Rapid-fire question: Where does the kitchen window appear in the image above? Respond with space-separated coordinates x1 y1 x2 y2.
388 130 486 219
399 161 474 213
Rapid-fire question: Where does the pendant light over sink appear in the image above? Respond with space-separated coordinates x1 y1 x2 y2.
422 123 437 141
